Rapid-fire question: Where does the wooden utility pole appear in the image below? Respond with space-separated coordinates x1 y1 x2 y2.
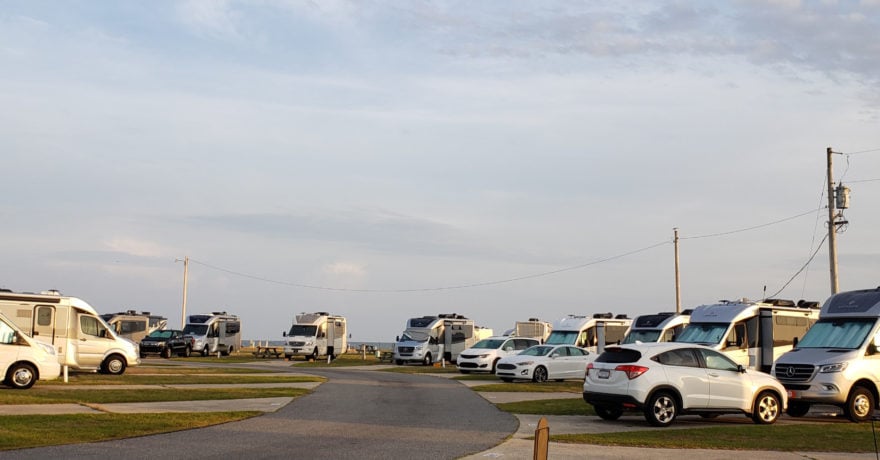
826 148 839 294
179 256 189 328
674 228 681 313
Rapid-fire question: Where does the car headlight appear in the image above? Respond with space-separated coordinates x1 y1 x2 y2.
478 354 489 358
819 363 848 373
518 361 534 366
414 345 423 350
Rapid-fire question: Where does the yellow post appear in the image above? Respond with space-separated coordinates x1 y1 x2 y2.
533 416 549 460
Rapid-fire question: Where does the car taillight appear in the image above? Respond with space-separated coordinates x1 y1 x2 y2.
585 362 594 377
615 365 649 380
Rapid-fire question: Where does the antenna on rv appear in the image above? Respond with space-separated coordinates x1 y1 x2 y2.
763 285 767 300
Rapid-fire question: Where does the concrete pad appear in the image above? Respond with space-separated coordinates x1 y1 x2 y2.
91 397 294 414
0 404 100 415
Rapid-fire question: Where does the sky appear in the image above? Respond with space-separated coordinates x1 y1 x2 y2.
2 0 879 343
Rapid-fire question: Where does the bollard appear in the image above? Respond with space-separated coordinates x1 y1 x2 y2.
533 417 549 460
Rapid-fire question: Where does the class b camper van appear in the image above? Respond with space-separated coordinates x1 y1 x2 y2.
394 314 493 366
100 310 167 344
545 313 632 353
282 312 347 360
772 288 880 422
0 311 61 389
621 311 691 344
676 298 819 372
0 290 140 375
183 312 241 356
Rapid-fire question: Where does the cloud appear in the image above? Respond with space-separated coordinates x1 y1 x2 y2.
322 261 366 277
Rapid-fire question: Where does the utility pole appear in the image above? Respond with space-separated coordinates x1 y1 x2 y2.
674 228 681 313
176 256 189 328
826 147 839 294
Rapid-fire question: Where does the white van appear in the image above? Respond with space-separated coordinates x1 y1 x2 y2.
0 311 61 389
0 290 140 375
183 312 241 356
772 288 880 422
283 312 347 360
621 311 691 344
456 336 540 374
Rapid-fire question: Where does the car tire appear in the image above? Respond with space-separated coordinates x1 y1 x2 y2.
5 363 37 389
845 386 875 422
179 346 191 358
594 404 623 421
500 378 513 382
200 347 209 357
490 358 500 374
752 391 781 424
100 355 127 375
459 370 471 374
532 366 548 383
786 402 810 417
161 347 172 359
644 391 677 427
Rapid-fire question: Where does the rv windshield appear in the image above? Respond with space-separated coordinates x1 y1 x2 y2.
622 330 661 344
288 325 318 337
183 325 208 336
676 323 727 345
796 318 875 349
400 331 429 342
472 339 505 349
545 331 578 345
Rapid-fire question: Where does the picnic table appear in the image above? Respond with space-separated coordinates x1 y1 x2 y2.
252 346 283 359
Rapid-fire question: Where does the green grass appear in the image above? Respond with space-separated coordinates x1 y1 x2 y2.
41 373 322 386
470 381 583 393
498 398 594 416
0 387 309 405
0 412 259 450
551 424 879 452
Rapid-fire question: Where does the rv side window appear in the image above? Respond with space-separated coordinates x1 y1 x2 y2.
605 325 629 344
226 321 241 335
36 306 53 326
121 320 146 334
773 316 813 347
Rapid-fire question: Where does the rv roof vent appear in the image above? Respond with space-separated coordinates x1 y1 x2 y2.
212 311 227 315
141 311 151 315
615 314 628 319
528 318 540 322
681 309 694 315
796 300 820 309
126 310 137 315
764 299 796 307
658 312 675 316
41 289 62 296
0 288 11 293
317 312 329 316
593 312 613 319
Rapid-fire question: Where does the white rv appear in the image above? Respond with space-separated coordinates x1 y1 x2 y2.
394 314 494 365
182 312 241 356
544 313 632 354
100 310 167 344
0 290 140 375
621 311 691 344
0 311 62 389
282 312 347 360
510 318 552 342
675 298 819 372
772 288 880 422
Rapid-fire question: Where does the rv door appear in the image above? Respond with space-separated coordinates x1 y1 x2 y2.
32 305 57 342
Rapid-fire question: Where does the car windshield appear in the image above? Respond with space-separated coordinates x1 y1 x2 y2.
545 331 578 345
796 318 875 349
183 324 207 336
520 346 554 357
621 330 661 344
676 323 727 345
472 339 505 349
288 325 317 337
147 331 173 339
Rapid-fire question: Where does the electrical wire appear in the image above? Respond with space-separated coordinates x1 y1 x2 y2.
679 208 822 240
765 233 828 299
842 147 880 155
801 176 828 298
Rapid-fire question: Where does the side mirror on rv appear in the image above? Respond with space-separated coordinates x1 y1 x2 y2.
792 336 798 348
282 331 287 337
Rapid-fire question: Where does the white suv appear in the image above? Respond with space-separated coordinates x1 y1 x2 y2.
456 336 539 374
583 342 786 427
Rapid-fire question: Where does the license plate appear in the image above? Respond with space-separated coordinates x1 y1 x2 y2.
787 390 798 398
598 369 611 379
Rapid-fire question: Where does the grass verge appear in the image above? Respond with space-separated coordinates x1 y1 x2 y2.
551 423 878 452
497 398 594 416
0 387 309 405
470 381 582 393
0 412 259 451
39 373 323 386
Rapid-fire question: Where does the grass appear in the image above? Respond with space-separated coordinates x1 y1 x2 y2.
0 412 260 450
551 424 880 452
498 398 594 416
39 373 323 386
0 387 310 405
470 381 583 393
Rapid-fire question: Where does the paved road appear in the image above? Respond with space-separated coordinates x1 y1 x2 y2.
2 367 517 459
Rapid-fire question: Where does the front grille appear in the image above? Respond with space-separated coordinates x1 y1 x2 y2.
784 384 811 391
460 354 479 359
774 364 816 383
458 362 478 369
497 363 516 370
289 341 306 347
398 346 414 354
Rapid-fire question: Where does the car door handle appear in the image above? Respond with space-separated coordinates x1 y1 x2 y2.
707 372 719 377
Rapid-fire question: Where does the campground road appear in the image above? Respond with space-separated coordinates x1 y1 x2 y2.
2 367 518 459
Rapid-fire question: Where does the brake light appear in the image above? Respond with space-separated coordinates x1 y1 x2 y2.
614 364 649 380
585 362 594 377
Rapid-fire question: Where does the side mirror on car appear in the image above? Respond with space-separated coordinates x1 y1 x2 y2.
737 364 746 374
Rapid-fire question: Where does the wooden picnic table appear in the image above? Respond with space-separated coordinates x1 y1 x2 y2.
252 346 283 359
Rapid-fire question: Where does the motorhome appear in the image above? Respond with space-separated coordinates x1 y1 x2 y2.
182 312 241 356
675 298 819 372
282 312 347 360
0 311 62 389
508 318 552 342
0 289 140 375
394 314 494 365
621 311 691 344
544 313 632 353
100 310 167 344
772 288 880 422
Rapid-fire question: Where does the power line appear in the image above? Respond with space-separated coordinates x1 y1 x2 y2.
766 233 829 299
842 147 880 155
846 178 880 183
680 208 822 240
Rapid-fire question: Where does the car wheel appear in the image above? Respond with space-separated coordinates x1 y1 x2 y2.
786 402 810 417
5 363 37 389
752 391 781 424
459 370 471 374
200 347 209 357
532 366 548 383
845 386 875 422
423 353 433 366
644 391 677 427
100 355 127 375
594 404 623 421
139 353 146 359
161 347 172 359
500 378 514 382
179 346 191 358
490 358 500 374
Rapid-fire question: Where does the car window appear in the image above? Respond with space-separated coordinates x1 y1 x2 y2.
698 348 739 371
568 347 586 356
515 339 535 350
656 349 699 367
596 347 641 363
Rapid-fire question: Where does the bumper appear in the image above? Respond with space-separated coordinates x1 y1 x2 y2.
582 391 643 409
783 383 848 405
457 358 493 372
140 345 168 355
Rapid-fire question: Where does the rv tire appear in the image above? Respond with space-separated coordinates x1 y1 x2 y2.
845 386 875 422
200 347 209 357
311 349 319 361
100 355 127 375
786 402 810 417
423 353 433 366
5 362 37 389
395 360 403 365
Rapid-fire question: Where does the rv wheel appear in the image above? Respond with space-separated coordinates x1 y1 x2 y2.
845 386 875 422
200 347 209 357
785 402 810 417
311 349 319 361
100 355 127 375
395 360 403 365
5 363 37 389
423 353 433 366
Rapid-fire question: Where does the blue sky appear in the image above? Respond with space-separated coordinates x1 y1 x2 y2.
2 0 879 342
